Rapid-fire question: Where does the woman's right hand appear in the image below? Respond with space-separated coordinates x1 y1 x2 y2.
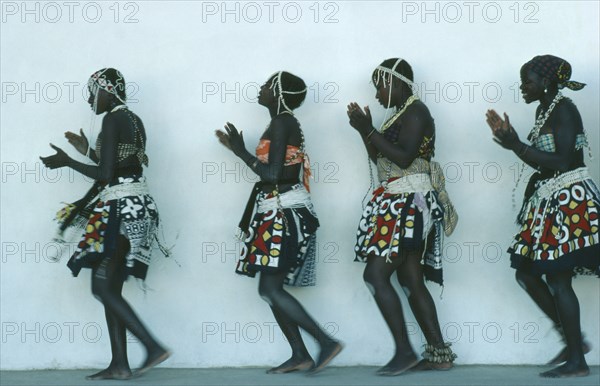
486 109 520 150
40 144 71 169
347 102 373 136
65 128 89 156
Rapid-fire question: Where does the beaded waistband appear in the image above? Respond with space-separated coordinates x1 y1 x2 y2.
99 180 150 201
531 167 591 204
383 173 433 194
257 183 311 213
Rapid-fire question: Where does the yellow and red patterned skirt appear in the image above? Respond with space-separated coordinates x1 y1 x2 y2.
509 168 600 276
235 188 319 287
354 178 445 285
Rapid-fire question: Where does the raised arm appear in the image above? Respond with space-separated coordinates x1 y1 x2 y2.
488 102 582 172
217 116 292 184
65 129 99 164
41 114 119 183
515 103 581 172
347 103 378 163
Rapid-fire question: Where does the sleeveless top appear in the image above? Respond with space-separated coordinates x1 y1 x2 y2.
95 110 149 167
376 127 435 183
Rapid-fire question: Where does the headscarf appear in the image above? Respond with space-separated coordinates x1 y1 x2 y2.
88 68 127 105
524 55 585 91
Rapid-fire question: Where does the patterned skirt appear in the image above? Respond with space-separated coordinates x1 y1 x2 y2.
509 169 600 276
355 179 445 285
236 189 319 287
58 175 160 280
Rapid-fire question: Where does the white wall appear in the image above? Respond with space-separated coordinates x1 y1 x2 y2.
1 0 599 369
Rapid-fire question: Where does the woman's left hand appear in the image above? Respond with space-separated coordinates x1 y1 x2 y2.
215 129 232 151
40 144 71 169
347 102 374 136
222 122 246 156
486 109 520 150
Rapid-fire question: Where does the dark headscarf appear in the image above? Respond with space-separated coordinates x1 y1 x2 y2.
524 55 585 91
88 68 127 103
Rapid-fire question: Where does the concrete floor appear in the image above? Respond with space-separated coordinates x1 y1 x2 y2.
1 366 599 386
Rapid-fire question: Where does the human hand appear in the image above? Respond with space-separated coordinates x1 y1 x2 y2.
347 102 374 136
215 129 232 151
486 109 520 150
40 144 71 169
64 128 89 156
223 122 246 156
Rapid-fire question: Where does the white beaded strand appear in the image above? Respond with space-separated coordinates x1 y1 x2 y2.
365 59 419 201
527 91 564 142
270 71 307 116
513 91 564 210
267 72 308 233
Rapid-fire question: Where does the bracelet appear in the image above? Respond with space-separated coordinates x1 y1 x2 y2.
517 143 529 157
365 129 377 145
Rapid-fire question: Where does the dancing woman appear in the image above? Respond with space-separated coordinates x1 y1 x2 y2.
40 68 170 380
486 55 598 378
216 71 343 374
347 58 458 376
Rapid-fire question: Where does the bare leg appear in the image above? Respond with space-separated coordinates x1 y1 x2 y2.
87 255 132 380
540 271 589 378
396 250 454 371
258 270 341 374
515 269 590 365
363 255 418 376
266 306 314 373
90 236 169 379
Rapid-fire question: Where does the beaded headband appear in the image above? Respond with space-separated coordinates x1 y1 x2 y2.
372 58 419 135
269 71 307 115
373 58 418 96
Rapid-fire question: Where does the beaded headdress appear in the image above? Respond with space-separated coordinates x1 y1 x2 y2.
371 58 419 132
88 68 127 113
269 71 307 115
373 58 418 107
86 68 127 146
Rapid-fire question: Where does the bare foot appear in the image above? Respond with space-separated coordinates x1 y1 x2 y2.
540 362 590 378
267 356 314 374
547 340 591 365
134 348 171 377
307 341 343 374
376 353 419 376
86 367 132 380
410 358 453 371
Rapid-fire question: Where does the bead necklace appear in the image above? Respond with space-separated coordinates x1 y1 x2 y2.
380 95 419 133
366 95 420 193
110 104 128 113
527 92 564 142
513 91 563 209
